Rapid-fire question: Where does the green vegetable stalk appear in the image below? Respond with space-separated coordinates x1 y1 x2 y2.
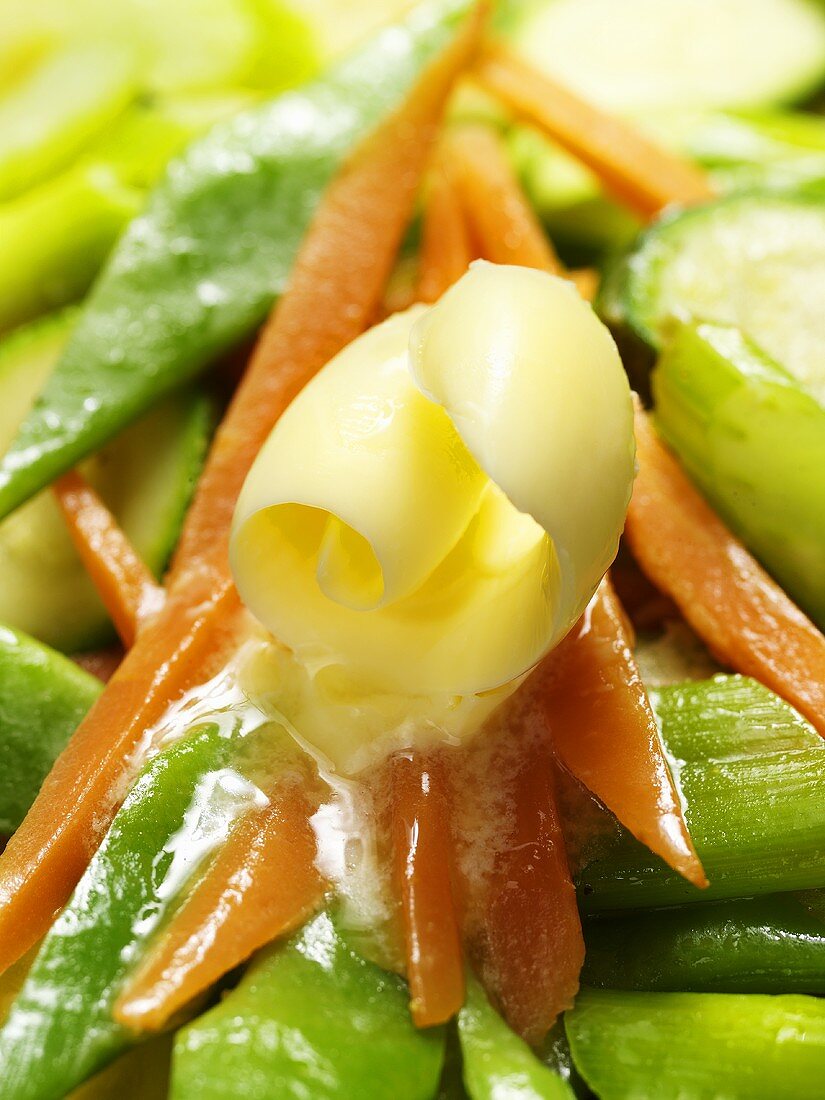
458 974 574 1099
583 892 825 993
171 911 446 1100
576 676 825 912
653 321 825 629
0 0 474 520
565 988 825 1099
0 624 100 835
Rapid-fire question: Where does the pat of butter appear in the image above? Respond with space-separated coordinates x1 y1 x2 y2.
230 262 634 701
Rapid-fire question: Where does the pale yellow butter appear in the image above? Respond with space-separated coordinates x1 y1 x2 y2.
230 262 634 759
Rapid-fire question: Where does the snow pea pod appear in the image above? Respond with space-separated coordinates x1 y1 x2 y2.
171 910 446 1100
0 0 474 520
0 721 266 1100
576 675 825 911
582 892 825 993
458 974 574 1099
0 623 100 835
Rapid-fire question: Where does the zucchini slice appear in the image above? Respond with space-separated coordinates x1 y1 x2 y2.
0 309 211 652
605 189 825 406
509 0 825 112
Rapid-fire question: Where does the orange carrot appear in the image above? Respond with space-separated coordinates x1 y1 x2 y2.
391 752 465 1028
53 471 165 647
452 717 583 1045
475 44 714 218
444 123 564 273
115 782 326 1030
533 577 707 888
417 150 475 303
628 401 825 737
0 12 481 976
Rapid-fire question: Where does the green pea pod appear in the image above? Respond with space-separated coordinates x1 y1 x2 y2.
0 623 100 835
583 892 825 993
458 974 574 1099
0 0 473 520
576 675 825 912
653 321 825 629
565 988 825 1100
0 721 266 1100
171 910 446 1100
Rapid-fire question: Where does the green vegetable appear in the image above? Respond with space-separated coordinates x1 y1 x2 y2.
172 910 446 1100
601 189 825 405
583 892 825 993
565 988 825 1099
507 0 825 113
653 322 825 629
577 675 825 912
0 309 212 652
0 42 138 202
0 165 142 333
0 0 473 521
0 623 100 835
0 720 266 1100
70 1037 171 1100
458 974 574 1099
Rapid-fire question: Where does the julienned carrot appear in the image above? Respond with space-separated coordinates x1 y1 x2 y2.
533 578 707 888
474 44 714 218
0 11 481 976
114 782 326 1030
443 123 564 274
391 752 465 1027
452 719 583 1045
53 471 165 648
628 402 825 738
417 150 475 303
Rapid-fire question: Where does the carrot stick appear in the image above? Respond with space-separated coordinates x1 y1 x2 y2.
0 12 481 976
452 720 583 1045
416 151 475 303
443 123 564 273
474 44 714 218
627 401 825 737
53 471 165 647
114 782 325 1031
391 752 465 1028
532 577 707 888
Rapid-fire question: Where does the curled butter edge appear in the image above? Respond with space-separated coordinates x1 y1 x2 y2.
230 261 635 699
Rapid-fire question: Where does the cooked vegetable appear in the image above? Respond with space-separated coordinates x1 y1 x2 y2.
566 988 825 1099
0 0 478 521
171 910 446 1100
417 148 474 302
475 45 714 218
458 974 574 1099
0 720 267 1099
0 0 478 974
507 0 825 112
534 578 705 887
0 310 209 653
583 892 825 993
627 402 825 737
578 675 825 911
653 321 825 629
604 189 825 404
392 752 465 1027
0 624 100 835
115 774 325 1031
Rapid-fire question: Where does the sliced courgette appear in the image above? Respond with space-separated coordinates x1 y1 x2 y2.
603 189 825 406
654 322 825 629
0 623 100 835
508 0 825 113
0 309 211 652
